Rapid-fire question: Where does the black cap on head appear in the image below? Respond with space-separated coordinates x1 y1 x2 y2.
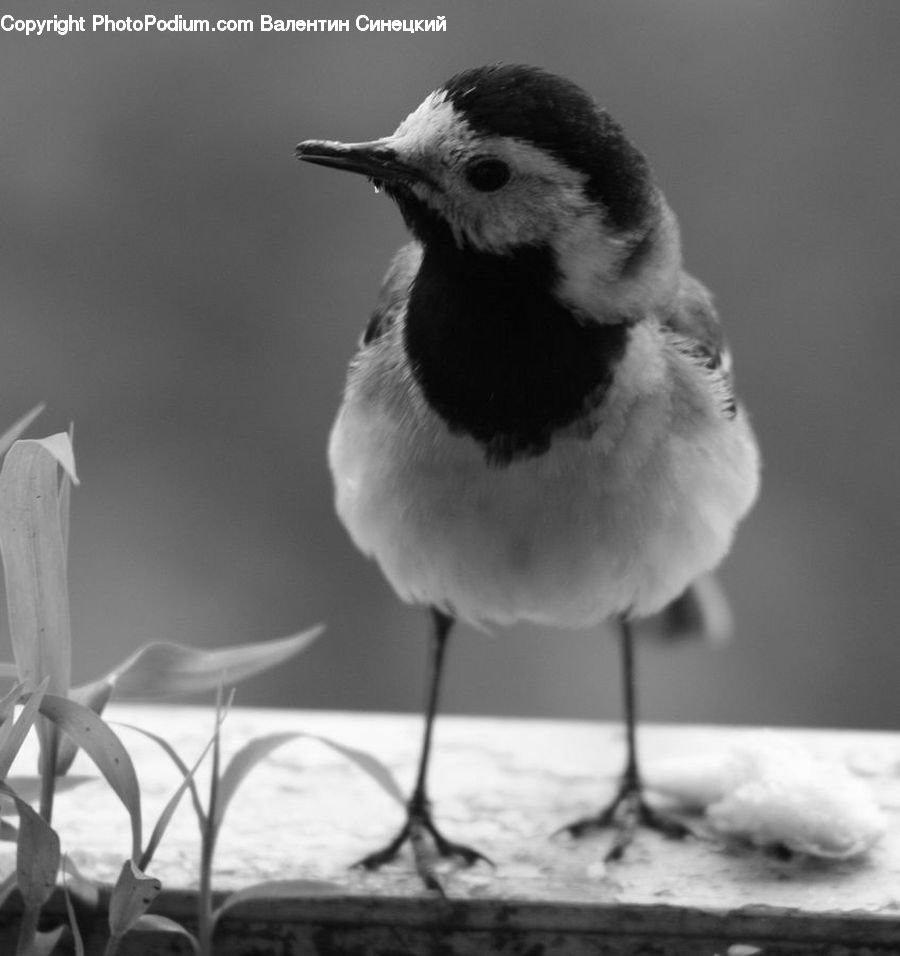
441 64 653 231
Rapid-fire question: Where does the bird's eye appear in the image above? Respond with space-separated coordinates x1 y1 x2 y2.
465 158 511 192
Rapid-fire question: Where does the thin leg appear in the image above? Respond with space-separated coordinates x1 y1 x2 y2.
355 607 492 892
558 616 689 861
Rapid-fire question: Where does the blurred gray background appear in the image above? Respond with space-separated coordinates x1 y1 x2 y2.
1 0 898 729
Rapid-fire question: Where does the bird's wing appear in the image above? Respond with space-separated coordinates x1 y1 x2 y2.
661 274 736 418
360 241 423 347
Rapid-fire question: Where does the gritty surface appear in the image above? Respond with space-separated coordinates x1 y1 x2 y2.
3 705 900 915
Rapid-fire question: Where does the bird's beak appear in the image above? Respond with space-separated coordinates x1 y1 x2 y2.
296 138 429 187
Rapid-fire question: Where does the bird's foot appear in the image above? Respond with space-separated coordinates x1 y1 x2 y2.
354 795 493 895
558 778 690 861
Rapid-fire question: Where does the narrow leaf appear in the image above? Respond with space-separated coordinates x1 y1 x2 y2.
0 819 18 841
0 681 32 762
0 437 74 695
130 915 198 952
0 679 28 722
36 693 142 861
59 423 75 560
0 435 75 811
0 781 60 909
58 680 114 777
72 627 323 703
214 733 300 834
2 775 93 806
213 879 342 926
304 733 405 806
134 721 223 870
115 694 233 843
0 678 49 779
0 870 17 908
25 926 65 956
0 405 45 459
107 860 162 940
62 858 86 956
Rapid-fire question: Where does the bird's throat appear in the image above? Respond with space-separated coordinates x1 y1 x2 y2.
404 241 629 465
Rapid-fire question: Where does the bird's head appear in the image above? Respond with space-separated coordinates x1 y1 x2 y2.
298 65 682 317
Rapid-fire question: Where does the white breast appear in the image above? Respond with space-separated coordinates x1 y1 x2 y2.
328 321 760 629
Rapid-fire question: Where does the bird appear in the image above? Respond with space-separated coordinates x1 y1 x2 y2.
296 63 760 892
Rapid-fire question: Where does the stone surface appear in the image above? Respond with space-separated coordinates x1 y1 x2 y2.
2 705 900 953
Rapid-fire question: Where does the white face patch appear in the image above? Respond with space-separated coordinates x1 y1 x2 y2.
382 90 681 319
388 92 595 254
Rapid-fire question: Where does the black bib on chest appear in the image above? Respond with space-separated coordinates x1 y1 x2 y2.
403 237 629 465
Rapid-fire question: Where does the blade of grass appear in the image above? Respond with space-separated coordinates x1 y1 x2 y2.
62 857 86 956
212 879 342 930
126 711 230 870
0 781 60 954
106 860 162 944
128 915 199 953
0 678 49 779
71 627 323 703
115 689 234 849
59 423 74 561
0 436 76 821
3 776 93 806
0 438 78 692
23 926 65 956
213 732 301 835
0 405 45 459
302 733 405 806
58 680 113 777
0 870 17 908
35 693 142 862
197 688 225 956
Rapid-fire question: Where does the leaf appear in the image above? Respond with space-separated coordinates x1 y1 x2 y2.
0 781 60 909
1 775 93 807
0 870 17 908
59 423 75 561
62 858 86 956
107 860 162 940
71 626 323 703
133 721 223 871
0 405 45 459
24 926 65 956
0 436 75 797
213 879 342 926
213 733 300 834
0 436 74 693
117 722 208 837
36 693 142 862
304 733 405 806
58 679 114 777
61 854 100 920
116 691 234 861
129 915 198 952
0 678 49 779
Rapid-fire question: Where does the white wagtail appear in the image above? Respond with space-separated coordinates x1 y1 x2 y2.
297 64 760 890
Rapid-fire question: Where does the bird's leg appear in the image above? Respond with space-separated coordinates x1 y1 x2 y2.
560 616 690 861
355 607 492 892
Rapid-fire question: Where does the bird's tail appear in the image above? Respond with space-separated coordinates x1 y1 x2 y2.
638 573 733 644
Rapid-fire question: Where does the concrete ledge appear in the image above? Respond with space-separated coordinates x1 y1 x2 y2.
1 706 899 953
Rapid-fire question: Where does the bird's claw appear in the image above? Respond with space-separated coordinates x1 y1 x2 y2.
558 781 690 861
353 799 493 894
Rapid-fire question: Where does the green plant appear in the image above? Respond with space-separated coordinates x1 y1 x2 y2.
0 411 328 953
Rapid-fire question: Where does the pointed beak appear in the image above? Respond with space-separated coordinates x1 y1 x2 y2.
296 138 430 188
